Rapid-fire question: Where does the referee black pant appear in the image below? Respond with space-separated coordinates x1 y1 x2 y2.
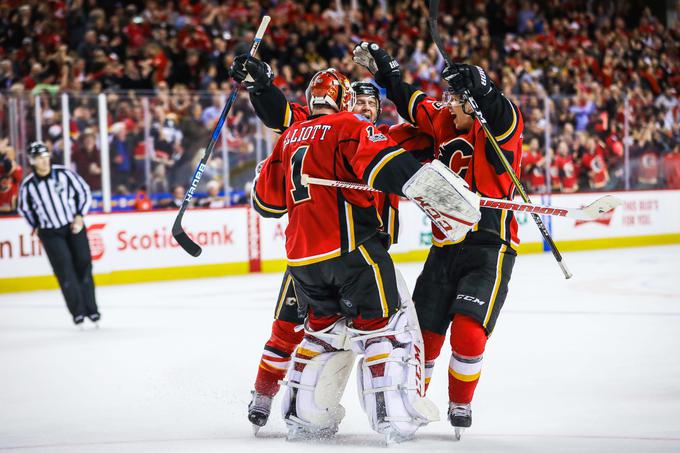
38 226 99 319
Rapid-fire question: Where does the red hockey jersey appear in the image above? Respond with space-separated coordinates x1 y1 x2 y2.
253 111 417 265
404 92 523 248
270 100 433 245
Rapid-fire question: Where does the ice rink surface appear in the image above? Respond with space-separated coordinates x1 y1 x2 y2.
1 245 680 453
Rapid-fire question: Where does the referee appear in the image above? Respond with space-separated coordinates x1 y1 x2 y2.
17 141 100 326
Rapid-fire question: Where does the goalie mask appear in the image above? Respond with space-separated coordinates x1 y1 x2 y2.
305 69 356 114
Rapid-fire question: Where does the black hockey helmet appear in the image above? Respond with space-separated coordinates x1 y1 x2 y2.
351 81 381 119
27 141 50 161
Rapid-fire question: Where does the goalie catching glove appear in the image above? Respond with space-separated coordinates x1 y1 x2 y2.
402 160 481 242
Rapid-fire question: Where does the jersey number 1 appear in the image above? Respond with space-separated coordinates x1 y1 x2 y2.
291 145 311 203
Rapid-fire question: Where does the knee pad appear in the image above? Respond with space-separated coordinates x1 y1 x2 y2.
281 318 354 435
349 296 439 441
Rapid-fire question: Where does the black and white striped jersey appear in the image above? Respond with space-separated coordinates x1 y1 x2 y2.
17 165 92 230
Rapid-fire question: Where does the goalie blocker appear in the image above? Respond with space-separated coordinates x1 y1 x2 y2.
402 160 481 242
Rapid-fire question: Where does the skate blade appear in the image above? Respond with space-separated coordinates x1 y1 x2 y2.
251 424 261 436
454 427 465 441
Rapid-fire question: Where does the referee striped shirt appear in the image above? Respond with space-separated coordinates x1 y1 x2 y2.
17 165 92 230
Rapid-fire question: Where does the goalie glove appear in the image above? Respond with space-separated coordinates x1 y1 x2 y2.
352 42 400 87
229 55 273 94
402 160 481 242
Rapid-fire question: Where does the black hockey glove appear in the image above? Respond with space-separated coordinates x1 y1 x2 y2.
442 63 494 99
229 55 273 94
352 41 400 87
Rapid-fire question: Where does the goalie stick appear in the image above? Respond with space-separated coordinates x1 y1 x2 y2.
172 15 271 257
300 174 622 221
427 0 573 279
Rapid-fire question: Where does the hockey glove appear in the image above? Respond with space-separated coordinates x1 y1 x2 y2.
229 55 273 94
442 63 494 99
352 42 400 87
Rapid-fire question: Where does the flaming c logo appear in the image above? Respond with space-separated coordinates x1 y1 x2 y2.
86 223 107 261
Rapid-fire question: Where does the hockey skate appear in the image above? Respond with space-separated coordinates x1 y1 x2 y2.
73 314 85 330
88 313 100 328
248 391 272 435
448 402 472 440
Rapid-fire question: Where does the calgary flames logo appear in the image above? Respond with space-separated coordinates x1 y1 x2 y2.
87 223 107 261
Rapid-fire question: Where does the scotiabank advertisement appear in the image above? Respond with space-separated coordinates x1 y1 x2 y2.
0 208 248 279
1 190 679 290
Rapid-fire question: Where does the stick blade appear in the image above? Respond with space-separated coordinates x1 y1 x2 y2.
582 195 623 219
172 218 202 257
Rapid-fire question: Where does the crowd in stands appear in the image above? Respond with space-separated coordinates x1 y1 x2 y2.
1 0 679 214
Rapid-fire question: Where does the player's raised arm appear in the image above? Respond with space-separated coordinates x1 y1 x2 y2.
229 55 309 132
442 64 521 146
352 42 436 135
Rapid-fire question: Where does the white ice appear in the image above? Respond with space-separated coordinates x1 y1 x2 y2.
1 245 680 453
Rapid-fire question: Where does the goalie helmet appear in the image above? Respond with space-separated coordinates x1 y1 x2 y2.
305 69 355 113
351 81 381 120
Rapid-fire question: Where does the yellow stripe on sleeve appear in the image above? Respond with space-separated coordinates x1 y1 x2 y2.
367 148 407 187
407 90 424 124
494 99 518 142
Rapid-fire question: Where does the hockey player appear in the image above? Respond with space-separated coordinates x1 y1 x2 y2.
353 41 524 439
229 56 433 431
252 68 476 442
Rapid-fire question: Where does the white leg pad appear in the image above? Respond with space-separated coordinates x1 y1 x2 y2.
402 159 481 242
349 296 439 441
281 319 354 436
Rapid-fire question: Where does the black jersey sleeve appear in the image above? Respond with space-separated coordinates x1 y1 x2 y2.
476 90 521 146
249 84 288 132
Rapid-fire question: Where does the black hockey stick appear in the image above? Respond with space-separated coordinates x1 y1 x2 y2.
427 0 572 279
172 15 271 257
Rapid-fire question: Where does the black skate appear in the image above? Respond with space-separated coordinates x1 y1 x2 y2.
73 314 85 328
88 313 101 328
448 402 472 440
248 391 272 435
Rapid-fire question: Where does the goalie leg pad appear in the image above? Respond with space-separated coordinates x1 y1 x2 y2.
349 303 439 442
402 160 481 242
281 319 354 438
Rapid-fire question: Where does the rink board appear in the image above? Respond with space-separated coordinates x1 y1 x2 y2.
1 190 679 292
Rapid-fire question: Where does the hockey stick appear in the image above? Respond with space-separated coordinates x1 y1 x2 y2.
172 15 271 257
427 1 572 278
300 174 622 220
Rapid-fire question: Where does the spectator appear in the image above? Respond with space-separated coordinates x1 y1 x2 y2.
522 138 546 193
72 130 102 192
110 121 133 193
554 141 579 193
663 145 680 189
0 139 23 214
196 180 226 208
581 137 610 190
